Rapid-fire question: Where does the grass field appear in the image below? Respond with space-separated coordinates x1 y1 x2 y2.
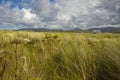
0 30 120 80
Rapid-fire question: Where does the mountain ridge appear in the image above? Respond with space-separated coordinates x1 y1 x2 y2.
17 27 120 33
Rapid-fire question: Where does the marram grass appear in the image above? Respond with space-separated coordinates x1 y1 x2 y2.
0 31 120 80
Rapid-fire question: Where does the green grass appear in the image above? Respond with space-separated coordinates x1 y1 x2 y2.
0 31 120 80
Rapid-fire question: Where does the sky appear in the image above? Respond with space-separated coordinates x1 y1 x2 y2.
0 0 120 30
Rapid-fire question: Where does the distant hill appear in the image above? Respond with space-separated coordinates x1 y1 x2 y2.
18 28 82 32
18 27 120 33
68 28 82 32
18 28 64 32
88 27 120 33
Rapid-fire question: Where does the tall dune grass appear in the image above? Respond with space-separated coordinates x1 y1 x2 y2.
0 31 120 80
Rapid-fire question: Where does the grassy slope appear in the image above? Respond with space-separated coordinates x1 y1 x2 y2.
0 31 120 80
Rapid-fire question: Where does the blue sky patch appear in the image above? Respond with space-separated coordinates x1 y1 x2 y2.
0 0 55 9
50 0 55 2
0 0 30 9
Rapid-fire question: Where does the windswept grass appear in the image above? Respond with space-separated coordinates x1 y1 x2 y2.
0 31 120 80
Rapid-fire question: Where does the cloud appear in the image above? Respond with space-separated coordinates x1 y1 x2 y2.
0 0 120 29
30 0 101 29
0 1 41 29
32 0 51 17
22 8 40 25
